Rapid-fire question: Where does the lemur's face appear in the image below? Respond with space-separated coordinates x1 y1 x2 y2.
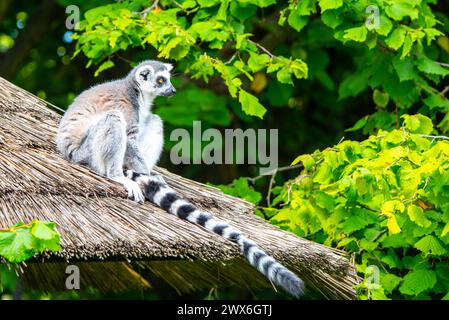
135 63 176 97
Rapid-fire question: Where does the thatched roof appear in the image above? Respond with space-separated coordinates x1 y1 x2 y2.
0 76 359 299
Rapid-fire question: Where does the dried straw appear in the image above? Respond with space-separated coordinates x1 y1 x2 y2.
0 77 359 299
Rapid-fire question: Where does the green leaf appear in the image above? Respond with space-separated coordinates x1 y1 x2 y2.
0 229 36 263
315 191 335 211
407 205 432 228
216 0 230 21
376 15 393 36
385 3 418 21
392 56 417 82
292 154 315 169
381 273 402 294
345 117 367 132
237 0 276 8
414 235 446 256
370 288 391 300
417 57 449 76
297 0 317 16
238 89 267 118
197 0 220 8
183 0 197 9
288 10 309 32
318 0 343 12
0 221 60 263
402 114 433 135
424 28 444 45
385 28 406 50
423 94 449 110
441 223 449 238
341 208 378 234
359 238 378 251
248 53 270 72
321 9 343 29
343 26 367 42
373 90 389 108
230 2 257 22
94 60 114 77
399 270 437 296
381 249 402 269
31 221 58 240
400 33 414 59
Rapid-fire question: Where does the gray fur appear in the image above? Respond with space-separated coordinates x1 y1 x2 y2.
56 60 174 202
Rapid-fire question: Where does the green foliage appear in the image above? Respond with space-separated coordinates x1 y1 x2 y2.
214 177 262 205
266 115 449 299
73 0 307 118
71 0 449 138
281 0 449 133
0 221 61 263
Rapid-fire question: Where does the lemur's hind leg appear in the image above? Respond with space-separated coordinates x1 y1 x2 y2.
138 114 164 174
77 110 144 203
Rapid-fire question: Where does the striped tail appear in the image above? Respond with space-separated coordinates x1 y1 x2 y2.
127 172 305 298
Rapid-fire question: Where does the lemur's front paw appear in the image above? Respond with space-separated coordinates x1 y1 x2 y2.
125 179 145 204
114 175 145 204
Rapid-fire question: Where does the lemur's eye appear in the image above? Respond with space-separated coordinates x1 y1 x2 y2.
157 77 166 85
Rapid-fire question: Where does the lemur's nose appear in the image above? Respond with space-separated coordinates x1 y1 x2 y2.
164 86 176 97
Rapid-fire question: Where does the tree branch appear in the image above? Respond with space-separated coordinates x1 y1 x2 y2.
248 163 304 184
436 61 449 68
247 39 276 59
140 0 159 18
419 134 449 141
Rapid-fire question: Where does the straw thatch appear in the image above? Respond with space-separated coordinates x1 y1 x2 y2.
0 76 359 299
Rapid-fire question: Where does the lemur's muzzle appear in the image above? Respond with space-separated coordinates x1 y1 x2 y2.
163 86 176 97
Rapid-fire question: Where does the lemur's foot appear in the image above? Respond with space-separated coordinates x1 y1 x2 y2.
112 175 145 204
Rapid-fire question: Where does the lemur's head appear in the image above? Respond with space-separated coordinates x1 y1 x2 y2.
133 60 176 97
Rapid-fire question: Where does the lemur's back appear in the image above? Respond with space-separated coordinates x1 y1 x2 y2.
56 79 136 161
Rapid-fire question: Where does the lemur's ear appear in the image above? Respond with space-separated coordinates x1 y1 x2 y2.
164 63 173 72
135 65 154 82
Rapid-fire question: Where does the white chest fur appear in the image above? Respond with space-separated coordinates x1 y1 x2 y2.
137 91 154 134
136 91 164 173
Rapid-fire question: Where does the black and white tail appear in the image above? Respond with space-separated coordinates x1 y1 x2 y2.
127 171 305 297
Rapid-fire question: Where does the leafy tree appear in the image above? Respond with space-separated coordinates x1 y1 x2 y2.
263 115 449 299
72 0 449 131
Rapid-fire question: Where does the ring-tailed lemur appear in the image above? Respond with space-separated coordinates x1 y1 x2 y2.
56 60 305 297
